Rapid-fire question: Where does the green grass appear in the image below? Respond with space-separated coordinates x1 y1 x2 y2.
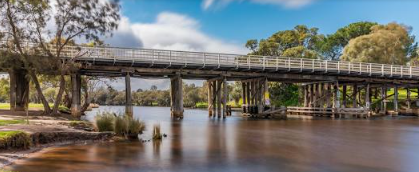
0 131 31 150
0 120 24 126
0 103 69 111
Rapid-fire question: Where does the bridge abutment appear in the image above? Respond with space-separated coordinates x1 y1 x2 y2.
9 69 29 112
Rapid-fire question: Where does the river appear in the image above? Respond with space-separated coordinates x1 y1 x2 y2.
8 106 419 172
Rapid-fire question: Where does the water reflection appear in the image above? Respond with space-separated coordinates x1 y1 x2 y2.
8 106 419 172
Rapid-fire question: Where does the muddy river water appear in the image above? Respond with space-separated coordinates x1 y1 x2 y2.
8 106 419 172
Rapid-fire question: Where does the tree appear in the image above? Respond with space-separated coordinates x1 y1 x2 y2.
318 22 377 60
341 23 415 65
247 25 323 58
1 0 121 115
150 85 158 91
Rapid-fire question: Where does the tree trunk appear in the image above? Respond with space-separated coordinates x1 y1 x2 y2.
28 71 51 114
52 74 66 114
81 87 91 113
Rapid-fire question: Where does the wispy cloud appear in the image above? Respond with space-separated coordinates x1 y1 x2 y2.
105 12 247 54
202 0 315 10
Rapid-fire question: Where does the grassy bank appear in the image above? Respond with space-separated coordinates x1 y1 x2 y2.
0 103 48 110
0 120 24 126
0 131 31 150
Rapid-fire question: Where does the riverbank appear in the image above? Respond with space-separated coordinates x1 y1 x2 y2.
0 110 113 168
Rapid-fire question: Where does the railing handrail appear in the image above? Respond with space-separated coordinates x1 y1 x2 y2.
1 40 418 78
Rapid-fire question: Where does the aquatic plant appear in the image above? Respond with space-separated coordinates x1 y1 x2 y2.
95 111 115 132
0 131 31 150
114 115 128 136
152 124 163 140
126 117 145 137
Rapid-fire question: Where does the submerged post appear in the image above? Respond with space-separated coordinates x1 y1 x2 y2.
125 73 133 117
71 73 82 117
9 69 29 112
171 74 184 119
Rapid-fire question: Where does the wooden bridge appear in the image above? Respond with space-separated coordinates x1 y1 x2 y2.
4 42 419 118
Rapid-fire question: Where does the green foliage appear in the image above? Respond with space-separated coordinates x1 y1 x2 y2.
342 23 415 65
318 21 378 60
247 25 323 57
95 112 115 132
0 120 25 126
0 77 10 102
113 115 145 137
114 115 128 136
0 131 31 150
269 83 299 107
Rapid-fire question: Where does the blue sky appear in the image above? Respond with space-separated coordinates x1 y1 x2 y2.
105 0 419 90
107 0 419 55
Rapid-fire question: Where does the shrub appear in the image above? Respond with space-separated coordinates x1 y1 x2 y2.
0 131 31 150
126 117 145 136
113 115 145 138
114 115 128 136
95 112 115 132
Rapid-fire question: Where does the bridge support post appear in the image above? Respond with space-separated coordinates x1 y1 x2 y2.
365 84 371 117
125 73 133 117
212 81 217 116
353 84 358 108
406 88 411 113
242 82 247 107
208 81 213 117
170 74 184 119
303 85 309 107
71 73 82 117
9 69 29 112
216 80 222 118
393 85 399 116
309 84 314 107
326 83 331 108
381 86 387 114
222 77 228 118
342 85 347 108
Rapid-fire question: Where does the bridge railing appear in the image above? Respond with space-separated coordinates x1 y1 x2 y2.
2 40 419 78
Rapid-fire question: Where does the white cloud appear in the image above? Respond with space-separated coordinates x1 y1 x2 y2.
106 12 248 54
202 0 315 10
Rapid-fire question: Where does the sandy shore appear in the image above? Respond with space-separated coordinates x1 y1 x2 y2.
0 110 113 168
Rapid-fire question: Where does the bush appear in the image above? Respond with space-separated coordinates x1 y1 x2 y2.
0 131 31 150
114 115 128 136
95 112 115 132
113 115 145 139
126 117 145 136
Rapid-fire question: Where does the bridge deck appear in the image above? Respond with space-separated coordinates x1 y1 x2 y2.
3 42 419 82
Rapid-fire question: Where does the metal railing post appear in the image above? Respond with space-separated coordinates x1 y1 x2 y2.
218 54 221 68
390 65 393 77
325 60 328 73
337 61 340 74
247 56 250 70
410 66 412 78
263 56 266 71
300 59 303 72
381 64 384 76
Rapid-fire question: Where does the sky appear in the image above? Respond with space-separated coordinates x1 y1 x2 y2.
103 0 419 90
